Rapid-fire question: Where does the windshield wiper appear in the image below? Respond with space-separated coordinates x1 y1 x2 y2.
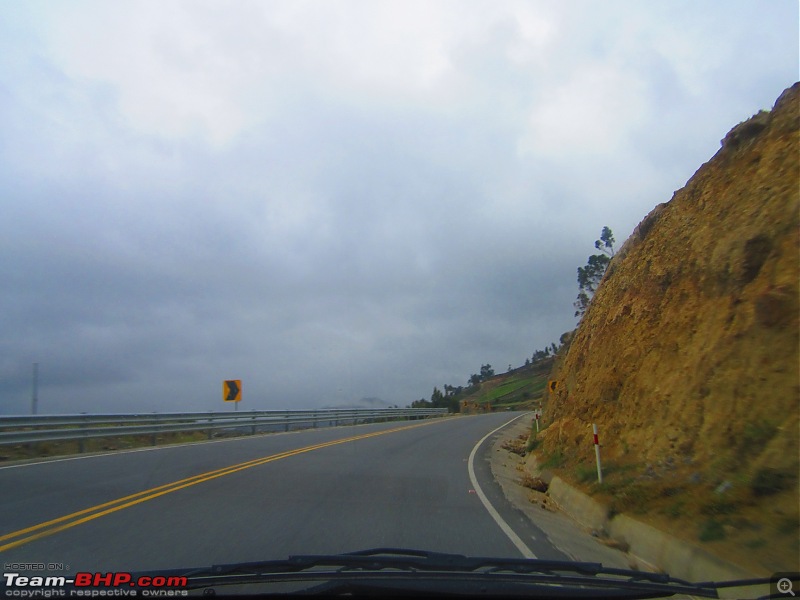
144 547 781 598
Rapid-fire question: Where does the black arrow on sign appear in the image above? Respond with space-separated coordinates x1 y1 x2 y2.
225 380 240 401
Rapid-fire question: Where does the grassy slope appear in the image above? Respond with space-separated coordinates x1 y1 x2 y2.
459 358 553 411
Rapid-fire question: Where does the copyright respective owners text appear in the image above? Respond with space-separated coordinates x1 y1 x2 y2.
2 566 189 598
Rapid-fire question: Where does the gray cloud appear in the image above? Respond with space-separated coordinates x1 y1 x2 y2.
1 0 797 414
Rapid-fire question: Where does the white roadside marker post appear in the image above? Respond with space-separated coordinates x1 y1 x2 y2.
593 423 603 484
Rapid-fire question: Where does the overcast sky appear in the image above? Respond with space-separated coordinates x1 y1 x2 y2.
1 1 797 414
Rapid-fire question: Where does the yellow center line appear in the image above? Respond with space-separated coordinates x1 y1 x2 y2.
0 419 443 553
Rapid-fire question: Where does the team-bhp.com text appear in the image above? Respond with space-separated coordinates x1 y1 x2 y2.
3 573 188 597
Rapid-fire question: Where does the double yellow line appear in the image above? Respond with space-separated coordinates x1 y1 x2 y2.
0 420 440 553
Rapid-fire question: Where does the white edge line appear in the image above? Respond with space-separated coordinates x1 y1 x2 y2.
467 412 537 559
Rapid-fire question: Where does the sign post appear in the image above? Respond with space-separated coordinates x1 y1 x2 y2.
223 380 242 410
31 363 39 415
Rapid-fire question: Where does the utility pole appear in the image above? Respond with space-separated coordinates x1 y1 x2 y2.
31 362 39 415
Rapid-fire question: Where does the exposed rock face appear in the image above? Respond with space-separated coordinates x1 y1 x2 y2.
542 83 799 570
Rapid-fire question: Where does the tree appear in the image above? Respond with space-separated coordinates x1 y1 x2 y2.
594 226 616 257
431 387 445 407
575 227 615 318
480 364 494 380
573 291 590 317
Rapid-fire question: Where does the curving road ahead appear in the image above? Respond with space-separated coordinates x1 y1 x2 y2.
0 412 569 573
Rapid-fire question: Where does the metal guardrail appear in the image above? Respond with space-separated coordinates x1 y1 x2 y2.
0 408 448 450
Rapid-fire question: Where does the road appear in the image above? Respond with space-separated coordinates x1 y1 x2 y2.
0 412 570 573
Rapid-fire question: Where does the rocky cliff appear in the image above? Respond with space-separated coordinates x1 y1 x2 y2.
541 83 799 572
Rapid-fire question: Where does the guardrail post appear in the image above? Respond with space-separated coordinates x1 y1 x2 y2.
312 411 318 428
251 413 256 436
79 413 87 453
284 414 289 432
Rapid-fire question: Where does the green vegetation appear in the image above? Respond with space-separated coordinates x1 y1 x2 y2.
410 349 559 413
612 482 659 515
699 518 726 542
750 467 796 496
487 378 529 400
743 538 767 550
778 512 800 533
664 499 686 518
575 463 597 484
540 449 566 470
575 226 615 318
741 420 778 452
700 498 739 516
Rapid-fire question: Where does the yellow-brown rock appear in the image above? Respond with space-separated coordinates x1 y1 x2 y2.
542 83 799 572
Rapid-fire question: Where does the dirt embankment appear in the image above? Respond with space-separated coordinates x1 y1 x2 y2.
537 83 799 573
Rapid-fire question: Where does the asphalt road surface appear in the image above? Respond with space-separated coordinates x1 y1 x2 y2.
0 412 568 573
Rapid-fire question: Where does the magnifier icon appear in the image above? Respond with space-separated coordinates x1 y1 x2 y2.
778 578 795 596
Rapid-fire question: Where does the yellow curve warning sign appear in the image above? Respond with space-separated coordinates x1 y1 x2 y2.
223 380 242 402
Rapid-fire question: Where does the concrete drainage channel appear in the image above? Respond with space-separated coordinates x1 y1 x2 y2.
488 417 769 598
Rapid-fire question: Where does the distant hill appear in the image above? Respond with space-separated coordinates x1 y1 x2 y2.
459 359 553 413
538 83 799 574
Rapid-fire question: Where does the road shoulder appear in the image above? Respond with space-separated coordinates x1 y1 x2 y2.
486 416 637 569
